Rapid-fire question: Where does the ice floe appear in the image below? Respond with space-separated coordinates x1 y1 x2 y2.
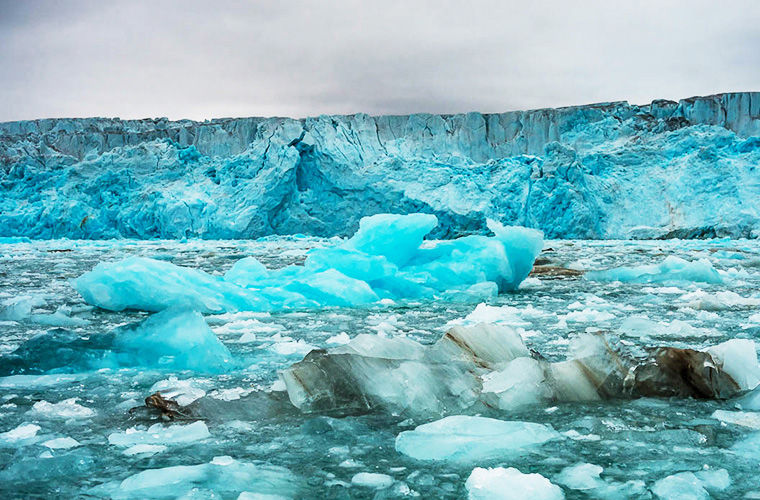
395 416 560 462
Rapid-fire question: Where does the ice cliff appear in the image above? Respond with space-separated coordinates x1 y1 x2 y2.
1 92 759 239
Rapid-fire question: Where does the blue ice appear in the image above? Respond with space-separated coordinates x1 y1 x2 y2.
73 213 544 314
1 308 235 375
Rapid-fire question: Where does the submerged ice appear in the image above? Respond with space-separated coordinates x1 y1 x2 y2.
0 308 235 375
74 213 544 313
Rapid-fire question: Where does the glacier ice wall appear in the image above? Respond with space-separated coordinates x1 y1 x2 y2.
1 92 759 239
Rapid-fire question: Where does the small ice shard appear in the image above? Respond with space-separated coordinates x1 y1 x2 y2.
122 444 167 456
465 467 565 500
555 463 603 490
395 416 560 463
74 213 543 314
711 409 760 429
150 377 207 406
586 256 723 284
0 423 41 443
42 437 80 449
554 463 647 499
651 472 709 500
351 472 394 489
108 421 211 447
29 398 95 419
115 456 299 499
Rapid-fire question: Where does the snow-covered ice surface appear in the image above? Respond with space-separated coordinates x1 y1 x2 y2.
1 236 760 497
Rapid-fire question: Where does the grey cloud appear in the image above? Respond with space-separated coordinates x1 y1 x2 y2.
0 0 758 121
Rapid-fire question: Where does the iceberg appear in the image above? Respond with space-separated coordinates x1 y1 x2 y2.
0 308 235 375
395 415 560 463
280 321 760 417
585 256 723 284
2 93 759 240
465 467 565 500
73 213 544 314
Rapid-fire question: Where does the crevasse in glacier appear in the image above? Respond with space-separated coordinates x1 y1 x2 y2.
73 213 544 313
1 92 759 239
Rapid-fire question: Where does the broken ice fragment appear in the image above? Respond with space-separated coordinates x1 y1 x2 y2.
465 467 565 500
395 416 560 463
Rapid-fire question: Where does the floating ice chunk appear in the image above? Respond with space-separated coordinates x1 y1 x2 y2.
123 444 167 456
694 469 731 493
618 316 716 338
465 467 565 500
711 409 760 429
555 463 603 491
395 416 560 463
30 307 89 327
74 256 271 313
42 437 80 449
0 295 45 321
481 357 548 410
113 309 235 373
74 214 543 313
562 308 615 324
224 257 270 288
351 472 394 489
0 423 40 443
651 472 709 500
115 456 298 499
326 332 351 345
281 323 527 416
267 337 317 357
150 377 207 406
1 308 235 375
108 421 211 447
705 339 760 390
586 256 723 284
679 290 760 311
29 398 95 419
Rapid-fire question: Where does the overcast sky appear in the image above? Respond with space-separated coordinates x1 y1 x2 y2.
0 0 758 122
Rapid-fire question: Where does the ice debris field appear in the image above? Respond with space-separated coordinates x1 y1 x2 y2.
1 212 760 498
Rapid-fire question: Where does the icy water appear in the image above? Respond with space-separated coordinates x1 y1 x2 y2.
1 237 760 499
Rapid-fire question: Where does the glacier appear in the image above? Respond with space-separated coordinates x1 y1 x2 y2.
1 92 759 240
